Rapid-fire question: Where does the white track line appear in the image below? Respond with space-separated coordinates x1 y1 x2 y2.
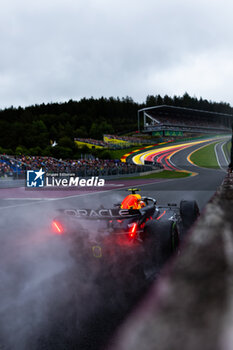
139 154 145 164
215 142 227 172
221 141 230 164
0 176 192 210
169 154 182 170
214 143 224 171
0 189 118 209
4 198 55 200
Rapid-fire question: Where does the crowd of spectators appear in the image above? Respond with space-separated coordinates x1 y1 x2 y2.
74 137 150 150
0 156 13 177
104 134 153 144
0 155 153 178
74 138 108 147
145 115 229 131
74 136 156 150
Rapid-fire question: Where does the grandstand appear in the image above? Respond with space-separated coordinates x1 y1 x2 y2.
74 138 108 149
138 105 233 135
103 134 153 145
75 136 154 150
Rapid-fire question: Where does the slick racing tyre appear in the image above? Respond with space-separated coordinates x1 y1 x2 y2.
142 220 179 267
180 200 199 231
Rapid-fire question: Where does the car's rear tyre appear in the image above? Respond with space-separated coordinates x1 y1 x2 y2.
180 200 199 231
142 220 179 268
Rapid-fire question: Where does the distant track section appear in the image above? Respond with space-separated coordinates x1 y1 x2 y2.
131 137 228 171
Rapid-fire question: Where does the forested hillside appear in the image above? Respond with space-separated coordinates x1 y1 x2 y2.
0 93 231 157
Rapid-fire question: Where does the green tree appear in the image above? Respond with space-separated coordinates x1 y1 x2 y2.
15 145 28 155
146 95 157 106
24 120 49 148
28 146 42 155
75 125 88 138
58 136 75 150
50 125 59 141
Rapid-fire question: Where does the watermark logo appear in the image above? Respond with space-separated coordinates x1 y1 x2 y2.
26 168 45 188
26 170 105 189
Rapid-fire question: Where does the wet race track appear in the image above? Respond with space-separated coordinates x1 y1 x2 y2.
0 140 228 350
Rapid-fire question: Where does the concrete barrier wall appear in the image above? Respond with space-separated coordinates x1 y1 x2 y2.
0 179 25 188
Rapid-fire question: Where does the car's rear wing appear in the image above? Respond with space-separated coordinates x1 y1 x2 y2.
58 208 142 220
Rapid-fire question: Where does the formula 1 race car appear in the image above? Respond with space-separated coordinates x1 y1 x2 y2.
51 189 199 281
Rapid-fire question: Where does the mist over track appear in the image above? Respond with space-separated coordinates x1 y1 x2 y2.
0 138 229 349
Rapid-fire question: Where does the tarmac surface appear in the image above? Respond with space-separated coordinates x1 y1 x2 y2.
0 137 229 350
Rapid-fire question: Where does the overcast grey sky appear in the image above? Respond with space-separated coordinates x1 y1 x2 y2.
1 0 233 109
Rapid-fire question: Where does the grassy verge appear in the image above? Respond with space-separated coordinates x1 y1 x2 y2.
116 170 190 180
190 141 219 169
223 140 231 161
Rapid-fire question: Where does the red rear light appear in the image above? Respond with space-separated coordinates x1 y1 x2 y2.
129 223 137 238
51 220 64 234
